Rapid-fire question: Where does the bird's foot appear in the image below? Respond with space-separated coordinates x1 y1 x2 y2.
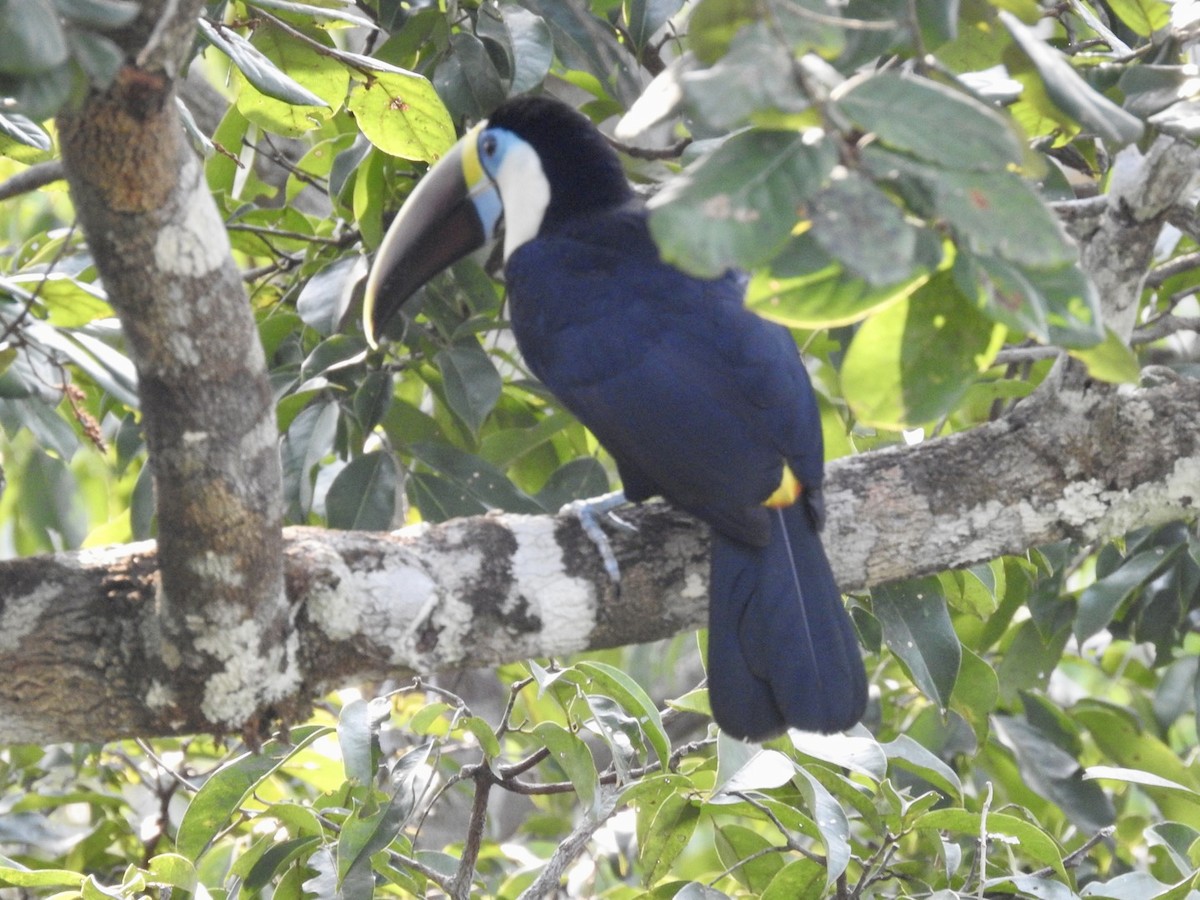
560 490 634 583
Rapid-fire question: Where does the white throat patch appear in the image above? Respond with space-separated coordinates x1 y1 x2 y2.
492 140 551 260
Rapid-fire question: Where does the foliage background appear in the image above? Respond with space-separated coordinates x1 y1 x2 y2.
1 0 1200 897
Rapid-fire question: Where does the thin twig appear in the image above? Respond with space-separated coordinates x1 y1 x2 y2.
450 765 494 899
515 788 621 900
606 135 692 161
1025 826 1115 878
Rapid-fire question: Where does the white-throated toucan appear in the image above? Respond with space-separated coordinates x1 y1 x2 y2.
362 95 867 740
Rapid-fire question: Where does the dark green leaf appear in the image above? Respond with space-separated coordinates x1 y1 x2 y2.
680 23 808 132
518 0 642 104
433 32 506 122
435 340 502 435
406 471 488 522
0 0 68 74
649 130 837 278
296 256 360 336
65 29 124 89
325 452 397 530
53 0 139 28
994 715 1115 833
0 64 74 119
838 71 1026 171
536 457 610 510
626 0 684 51
1075 545 1185 642
883 734 963 798
502 6 553 94
808 172 919 287
410 441 543 514
873 578 961 708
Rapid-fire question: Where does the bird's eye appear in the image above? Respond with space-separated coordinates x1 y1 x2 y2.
481 133 498 158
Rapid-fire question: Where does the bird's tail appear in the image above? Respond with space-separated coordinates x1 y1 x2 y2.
707 504 867 741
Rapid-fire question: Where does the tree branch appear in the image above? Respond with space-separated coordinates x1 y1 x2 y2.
0 375 1195 744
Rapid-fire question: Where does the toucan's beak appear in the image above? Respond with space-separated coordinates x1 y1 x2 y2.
363 123 501 347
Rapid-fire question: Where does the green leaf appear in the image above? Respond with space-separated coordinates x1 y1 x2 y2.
234 21 349 137
1069 327 1140 383
407 471 488 522
3 273 111 327
841 272 1003 429
0 0 68 74
994 715 1116 833
519 0 641 105
760 857 826 900
1075 545 1185 642
913 808 1068 881
337 788 412 898
435 340 502 435
1103 0 1171 38
348 69 456 164
639 788 700 883
960 254 1103 348
533 722 599 811
296 255 359 337
199 19 328 107
746 235 932 329
649 129 837 278
0 63 74 119
687 0 757 64
837 71 1025 171
176 726 329 859
144 854 197 892
1000 11 1144 145
0 856 85 889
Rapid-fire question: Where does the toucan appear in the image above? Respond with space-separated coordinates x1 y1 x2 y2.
362 95 867 740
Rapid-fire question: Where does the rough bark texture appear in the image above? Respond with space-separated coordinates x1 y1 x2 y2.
1 375 1195 744
52 0 296 735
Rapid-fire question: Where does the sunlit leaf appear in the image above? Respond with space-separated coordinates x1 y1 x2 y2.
348 70 457 164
